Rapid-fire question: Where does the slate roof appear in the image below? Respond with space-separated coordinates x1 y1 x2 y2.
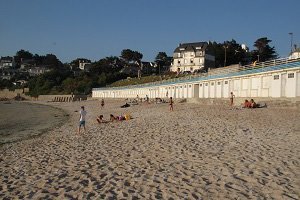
174 42 208 53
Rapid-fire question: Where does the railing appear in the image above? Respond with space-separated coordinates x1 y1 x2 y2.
93 57 300 91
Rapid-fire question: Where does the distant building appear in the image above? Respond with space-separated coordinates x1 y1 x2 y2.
79 60 91 71
27 67 51 76
0 56 16 69
13 80 28 86
20 59 36 69
141 61 156 74
170 42 215 73
241 44 249 52
1 69 17 80
289 47 300 60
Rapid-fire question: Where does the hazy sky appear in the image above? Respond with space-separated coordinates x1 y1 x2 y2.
0 0 299 62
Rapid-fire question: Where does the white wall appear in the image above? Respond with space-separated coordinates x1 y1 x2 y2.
92 67 300 99
199 83 204 98
209 81 215 98
286 72 296 97
297 72 300 97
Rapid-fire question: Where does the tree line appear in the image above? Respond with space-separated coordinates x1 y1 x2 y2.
0 37 278 96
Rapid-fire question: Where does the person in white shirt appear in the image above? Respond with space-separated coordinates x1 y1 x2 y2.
78 106 87 134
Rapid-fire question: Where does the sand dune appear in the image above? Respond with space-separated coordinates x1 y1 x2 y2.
0 99 299 199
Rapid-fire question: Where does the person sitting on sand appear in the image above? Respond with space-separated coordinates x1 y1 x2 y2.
250 99 257 108
96 115 105 123
242 99 251 108
110 114 116 122
117 115 125 121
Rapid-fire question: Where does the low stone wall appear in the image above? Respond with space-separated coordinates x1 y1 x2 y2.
38 95 87 102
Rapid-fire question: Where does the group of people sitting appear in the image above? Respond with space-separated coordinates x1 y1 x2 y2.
242 99 267 109
243 99 257 108
96 113 132 123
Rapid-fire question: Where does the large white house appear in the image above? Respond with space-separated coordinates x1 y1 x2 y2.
170 42 215 73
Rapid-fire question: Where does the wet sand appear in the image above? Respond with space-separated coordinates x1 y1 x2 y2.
0 101 68 145
0 100 299 199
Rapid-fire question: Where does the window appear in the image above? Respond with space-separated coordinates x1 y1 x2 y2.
211 82 214 86
200 84 203 87
190 59 194 63
178 60 181 64
184 85 187 88
218 82 221 85
205 83 208 86
288 73 294 78
224 81 228 84
189 85 192 88
274 75 279 80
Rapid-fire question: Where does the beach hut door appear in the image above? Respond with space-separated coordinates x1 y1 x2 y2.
281 73 287 97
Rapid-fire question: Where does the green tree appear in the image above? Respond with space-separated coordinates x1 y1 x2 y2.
14 49 34 68
121 49 143 63
251 37 277 62
208 40 249 67
120 49 143 78
62 78 78 94
155 52 172 74
43 54 63 69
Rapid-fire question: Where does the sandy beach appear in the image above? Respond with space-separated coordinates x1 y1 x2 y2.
0 99 299 199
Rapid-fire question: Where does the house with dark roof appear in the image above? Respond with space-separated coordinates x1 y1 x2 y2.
0 56 16 69
171 42 215 73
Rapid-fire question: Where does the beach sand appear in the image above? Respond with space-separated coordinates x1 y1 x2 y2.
0 99 299 199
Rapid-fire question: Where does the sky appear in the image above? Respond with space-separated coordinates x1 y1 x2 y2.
0 0 299 63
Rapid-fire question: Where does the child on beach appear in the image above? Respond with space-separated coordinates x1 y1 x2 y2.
101 99 105 109
230 92 235 106
78 106 87 134
169 97 174 111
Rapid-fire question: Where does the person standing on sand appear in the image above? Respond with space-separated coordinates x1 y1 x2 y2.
78 106 87 134
169 97 174 111
101 99 105 109
230 92 235 106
